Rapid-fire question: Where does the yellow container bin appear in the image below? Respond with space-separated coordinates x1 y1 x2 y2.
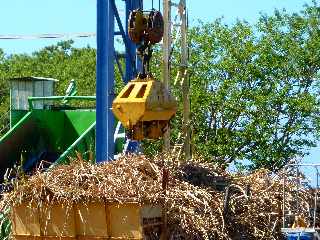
108 203 162 240
11 203 41 237
108 203 142 239
75 201 108 239
11 202 162 240
11 203 76 240
39 203 76 239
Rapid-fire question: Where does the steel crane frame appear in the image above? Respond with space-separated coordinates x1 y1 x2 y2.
96 0 143 162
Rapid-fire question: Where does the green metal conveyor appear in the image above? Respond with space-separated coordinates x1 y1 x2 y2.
0 97 96 180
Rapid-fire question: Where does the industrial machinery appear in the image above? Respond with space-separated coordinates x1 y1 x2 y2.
282 164 320 240
0 77 97 179
112 75 176 140
112 9 177 141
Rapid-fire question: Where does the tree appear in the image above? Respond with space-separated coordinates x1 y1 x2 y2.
185 2 320 170
0 49 10 133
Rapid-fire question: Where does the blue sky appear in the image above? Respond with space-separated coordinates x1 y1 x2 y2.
0 0 314 54
0 0 319 176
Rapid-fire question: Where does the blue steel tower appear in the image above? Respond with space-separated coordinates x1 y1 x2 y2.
96 0 143 162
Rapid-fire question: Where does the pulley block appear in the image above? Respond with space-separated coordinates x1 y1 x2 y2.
128 9 147 44
128 9 164 45
146 10 164 44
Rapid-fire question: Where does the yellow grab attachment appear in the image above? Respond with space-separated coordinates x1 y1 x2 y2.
112 76 177 140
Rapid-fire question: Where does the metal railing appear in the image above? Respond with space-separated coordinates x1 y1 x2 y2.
282 164 320 231
28 96 96 110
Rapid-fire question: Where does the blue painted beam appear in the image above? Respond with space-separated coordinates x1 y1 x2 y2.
125 0 135 82
115 51 125 82
96 0 115 162
135 0 143 73
125 0 143 82
110 0 137 76
106 0 115 161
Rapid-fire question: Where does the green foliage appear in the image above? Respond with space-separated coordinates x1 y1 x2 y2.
184 2 320 170
0 207 11 240
5 40 97 96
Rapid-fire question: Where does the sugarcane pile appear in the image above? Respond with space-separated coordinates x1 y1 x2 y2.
0 155 313 239
224 169 312 239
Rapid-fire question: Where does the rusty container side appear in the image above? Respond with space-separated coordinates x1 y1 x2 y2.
107 203 143 239
12 202 162 240
13 237 76 240
11 203 41 237
12 236 38 240
76 237 109 240
39 204 76 237
75 202 108 237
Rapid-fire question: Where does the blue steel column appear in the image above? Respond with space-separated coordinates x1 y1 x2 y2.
106 0 115 161
134 0 143 72
125 0 143 82
125 0 134 83
123 0 143 154
96 0 115 162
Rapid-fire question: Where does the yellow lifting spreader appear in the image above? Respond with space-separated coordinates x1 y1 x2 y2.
112 8 177 140
112 76 177 140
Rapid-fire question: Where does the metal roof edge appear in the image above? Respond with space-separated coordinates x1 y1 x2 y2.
8 76 59 82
